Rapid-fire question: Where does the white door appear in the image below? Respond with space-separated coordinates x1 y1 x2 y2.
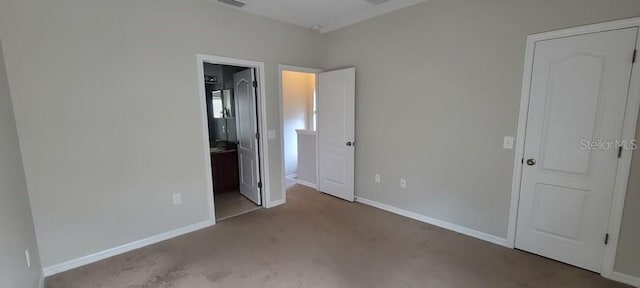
318 68 355 201
234 68 261 205
515 28 637 272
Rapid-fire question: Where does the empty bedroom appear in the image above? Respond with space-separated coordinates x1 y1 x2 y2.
0 0 639 287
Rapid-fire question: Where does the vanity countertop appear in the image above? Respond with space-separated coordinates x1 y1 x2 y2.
210 148 237 154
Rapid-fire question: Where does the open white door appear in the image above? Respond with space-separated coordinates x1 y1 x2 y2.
317 68 355 202
515 28 637 272
234 68 261 205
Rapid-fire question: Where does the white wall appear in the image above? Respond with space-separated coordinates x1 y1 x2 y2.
0 0 325 269
282 71 316 177
323 0 640 276
0 37 42 288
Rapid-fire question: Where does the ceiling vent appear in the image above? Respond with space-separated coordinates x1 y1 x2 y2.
218 0 245 8
364 0 390 4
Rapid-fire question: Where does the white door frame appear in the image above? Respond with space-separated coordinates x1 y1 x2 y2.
278 64 322 203
507 17 640 281
196 54 273 225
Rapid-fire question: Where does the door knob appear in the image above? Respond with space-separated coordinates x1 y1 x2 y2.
526 159 536 166
346 142 353 146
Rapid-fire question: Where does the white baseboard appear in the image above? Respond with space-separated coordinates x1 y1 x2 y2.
268 199 286 208
42 219 214 277
611 272 640 287
355 196 510 248
296 179 317 189
285 174 298 181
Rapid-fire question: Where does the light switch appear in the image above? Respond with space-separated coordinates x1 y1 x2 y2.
268 130 277 140
25 249 31 268
503 136 514 149
172 193 182 205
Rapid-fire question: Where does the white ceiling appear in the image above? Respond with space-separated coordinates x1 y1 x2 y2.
214 0 427 33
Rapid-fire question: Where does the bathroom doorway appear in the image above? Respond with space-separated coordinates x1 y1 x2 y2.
198 55 268 222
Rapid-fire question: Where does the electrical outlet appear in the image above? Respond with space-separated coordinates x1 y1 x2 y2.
375 174 381 183
503 136 514 149
172 193 182 205
400 178 407 189
25 249 31 268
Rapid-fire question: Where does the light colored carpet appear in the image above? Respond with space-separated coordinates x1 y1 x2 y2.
214 191 260 221
45 185 631 288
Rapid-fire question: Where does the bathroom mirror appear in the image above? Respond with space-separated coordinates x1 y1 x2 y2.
211 89 235 119
223 89 235 118
211 91 224 118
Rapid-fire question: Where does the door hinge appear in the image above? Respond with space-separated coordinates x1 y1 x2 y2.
255 132 260 140
253 80 258 88
258 181 262 189
605 233 610 245
633 49 637 63
618 146 623 158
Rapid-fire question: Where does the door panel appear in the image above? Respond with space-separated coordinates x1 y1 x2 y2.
239 154 255 187
318 68 355 201
234 68 261 205
531 184 587 240
515 28 637 272
540 53 603 174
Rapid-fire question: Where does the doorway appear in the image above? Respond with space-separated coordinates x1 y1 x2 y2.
198 55 269 222
279 66 319 197
509 18 640 279
278 65 356 203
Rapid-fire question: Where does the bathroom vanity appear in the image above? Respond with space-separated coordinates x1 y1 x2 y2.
210 147 239 195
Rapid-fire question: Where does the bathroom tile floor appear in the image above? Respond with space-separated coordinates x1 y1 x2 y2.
215 191 260 221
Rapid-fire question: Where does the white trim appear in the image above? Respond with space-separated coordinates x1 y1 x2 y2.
355 197 510 248
278 64 323 204
39 273 44 288
611 272 640 287
279 64 323 75
42 220 213 276
215 206 262 222
296 179 317 189
605 23 640 278
197 54 272 208
196 56 217 224
269 199 286 208
285 173 298 181
507 17 640 280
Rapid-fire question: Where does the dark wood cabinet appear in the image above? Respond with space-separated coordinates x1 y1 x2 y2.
210 150 239 195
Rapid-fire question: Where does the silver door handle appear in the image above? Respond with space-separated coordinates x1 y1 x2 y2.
346 142 353 146
526 159 536 166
